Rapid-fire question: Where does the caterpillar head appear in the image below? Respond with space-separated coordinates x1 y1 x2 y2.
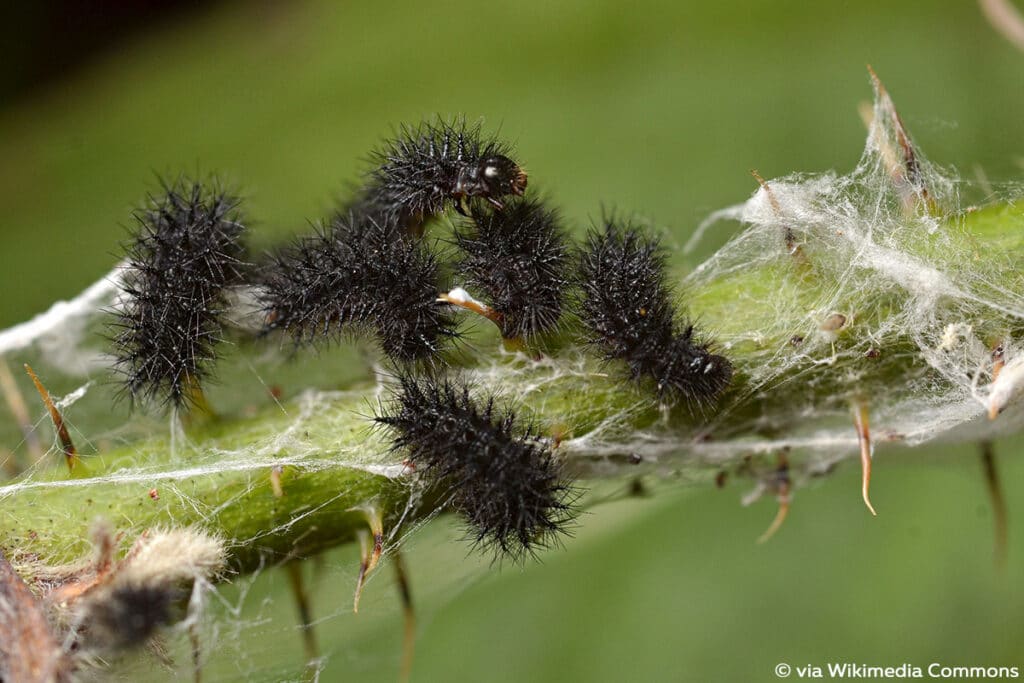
456 154 527 212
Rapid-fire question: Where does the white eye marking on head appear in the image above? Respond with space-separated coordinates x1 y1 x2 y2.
484 165 500 178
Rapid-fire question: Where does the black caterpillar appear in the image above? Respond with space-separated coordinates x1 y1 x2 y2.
577 219 732 404
259 213 458 362
376 373 576 560
111 179 248 408
453 197 570 340
106 122 734 564
360 119 527 231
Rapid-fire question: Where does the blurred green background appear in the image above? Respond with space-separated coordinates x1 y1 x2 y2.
1 1 1023 681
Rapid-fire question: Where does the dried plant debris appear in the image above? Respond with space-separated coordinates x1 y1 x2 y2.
0 527 226 680
0 550 71 683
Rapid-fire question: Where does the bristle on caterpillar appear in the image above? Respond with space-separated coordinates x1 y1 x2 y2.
361 119 527 231
376 374 576 561
577 219 732 404
259 213 458 362
452 197 570 340
111 179 248 409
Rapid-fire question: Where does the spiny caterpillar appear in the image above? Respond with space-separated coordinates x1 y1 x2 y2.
111 179 248 409
13 68 1024 680
453 197 571 340
106 122 734 566
577 219 732 404
376 373 576 560
259 213 458 362
361 119 528 231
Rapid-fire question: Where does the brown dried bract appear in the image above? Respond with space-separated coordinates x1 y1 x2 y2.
0 551 72 683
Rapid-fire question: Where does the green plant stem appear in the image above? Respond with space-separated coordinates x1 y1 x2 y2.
2 203 1023 578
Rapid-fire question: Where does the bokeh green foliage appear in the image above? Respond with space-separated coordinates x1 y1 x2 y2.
1 0 1023 681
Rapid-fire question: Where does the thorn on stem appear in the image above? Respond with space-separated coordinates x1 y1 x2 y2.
751 170 804 257
392 549 416 683
853 400 878 516
979 441 1008 571
285 561 320 665
757 451 792 544
188 596 203 683
270 466 284 498
438 287 504 329
865 65 933 211
750 169 781 212
1 448 17 478
0 358 42 467
351 504 384 613
24 363 78 473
